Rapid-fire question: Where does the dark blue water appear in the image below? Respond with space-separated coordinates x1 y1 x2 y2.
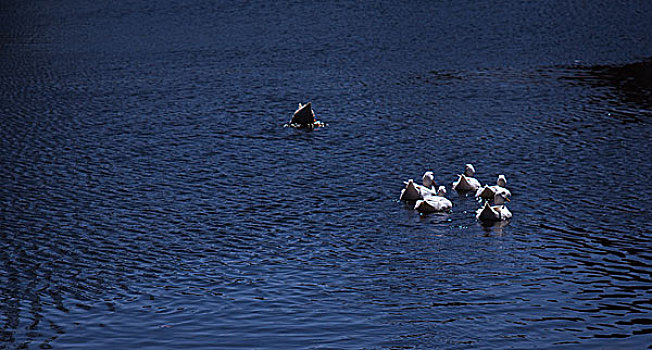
1 1 651 348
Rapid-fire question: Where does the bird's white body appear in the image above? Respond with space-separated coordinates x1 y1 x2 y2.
452 164 481 191
414 186 452 213
400 171 437 200
476 175 511 200
475 190 512 221
400 179 422 201
453 174 481 191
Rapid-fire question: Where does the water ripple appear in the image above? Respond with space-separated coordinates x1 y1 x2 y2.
2 0 652 348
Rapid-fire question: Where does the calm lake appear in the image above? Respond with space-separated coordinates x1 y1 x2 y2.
1 0 651 348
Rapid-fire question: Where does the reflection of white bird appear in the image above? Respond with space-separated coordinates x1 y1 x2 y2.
400 171 437 200
414 186 452 213
476 175 511 200
452 164 481 191
475 190 512 221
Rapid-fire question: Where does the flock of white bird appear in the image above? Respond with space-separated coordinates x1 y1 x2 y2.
286 104 512 222
399 164 513 222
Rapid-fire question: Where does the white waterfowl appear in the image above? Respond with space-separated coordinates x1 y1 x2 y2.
475 190 512 222
414 186 452 213
419 171 438 196
400 171 437 200
288 102 325 127
291 102 316 124
476 174 512 200
400 179 421 201
452 164 481 191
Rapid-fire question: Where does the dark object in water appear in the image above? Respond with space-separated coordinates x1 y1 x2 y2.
291 102 316 125
287 102 325 128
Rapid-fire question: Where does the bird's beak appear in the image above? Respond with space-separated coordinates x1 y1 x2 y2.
505 197 510 202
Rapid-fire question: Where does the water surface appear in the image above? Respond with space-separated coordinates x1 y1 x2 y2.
1 1 651 348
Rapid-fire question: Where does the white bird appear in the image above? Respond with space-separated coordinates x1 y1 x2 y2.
288 102 325 127
400 179 421 201
400 171 437 201
414 186 452 213
291 102 316 125
452 164 481 191
475 189 512 221
475 174 512 200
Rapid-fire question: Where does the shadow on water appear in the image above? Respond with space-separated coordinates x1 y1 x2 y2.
559 58 652 122
518 58 652 347
478 220 510 236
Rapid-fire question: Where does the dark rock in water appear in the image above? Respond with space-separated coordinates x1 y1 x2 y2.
290 102 316 125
